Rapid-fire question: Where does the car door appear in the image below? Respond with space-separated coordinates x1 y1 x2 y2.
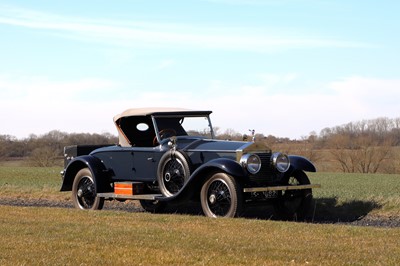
131 147 162 181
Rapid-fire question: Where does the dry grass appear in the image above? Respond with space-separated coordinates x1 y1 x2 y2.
0 205 400 265
1 167 400 264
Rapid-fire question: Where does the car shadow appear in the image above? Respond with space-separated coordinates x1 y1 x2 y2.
243 197 382 223
310 197 382 223
159 197 382 223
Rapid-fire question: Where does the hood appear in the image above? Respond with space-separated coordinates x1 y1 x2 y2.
181 138 271 155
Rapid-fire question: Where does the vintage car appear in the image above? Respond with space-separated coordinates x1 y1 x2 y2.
60 108 319 219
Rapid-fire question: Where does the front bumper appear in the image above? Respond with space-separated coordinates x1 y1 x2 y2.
243 184 321 193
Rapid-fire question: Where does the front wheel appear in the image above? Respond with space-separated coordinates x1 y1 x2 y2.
72 168 104 210
273 170 313 221
200 173 243 218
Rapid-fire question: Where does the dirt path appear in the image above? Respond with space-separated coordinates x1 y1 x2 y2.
1 197 399 228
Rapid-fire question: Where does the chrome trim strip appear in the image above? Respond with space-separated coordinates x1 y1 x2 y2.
96 193 163 200
243 184 321 193
236 142 271 162
236 142 254 162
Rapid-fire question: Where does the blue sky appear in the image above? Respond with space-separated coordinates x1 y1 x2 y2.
0 0 399 139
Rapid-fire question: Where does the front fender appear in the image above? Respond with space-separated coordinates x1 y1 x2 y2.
60 155 111 193
288 155 316 173
157 158 245 202
192 158 246 178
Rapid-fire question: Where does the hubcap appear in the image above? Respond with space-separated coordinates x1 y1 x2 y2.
164 172 171 182
209 194 216 204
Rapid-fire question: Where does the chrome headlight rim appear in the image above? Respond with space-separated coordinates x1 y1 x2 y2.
271 152 290 173
240 153 262 174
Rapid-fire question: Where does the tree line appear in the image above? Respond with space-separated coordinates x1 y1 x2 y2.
0 131 117 167
315 117 400 174
1 117 400 173
217 117 400 174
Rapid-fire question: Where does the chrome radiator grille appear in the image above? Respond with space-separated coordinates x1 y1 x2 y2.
249 152 278 185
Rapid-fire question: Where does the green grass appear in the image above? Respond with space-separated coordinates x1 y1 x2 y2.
309 172 400 219
0 166 67 201
1 167 400 265
0 205 399 265
1 166 400 218
309 172 400 199
0 166 60 188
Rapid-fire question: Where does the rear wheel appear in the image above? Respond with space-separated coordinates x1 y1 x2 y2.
273 170 313 221
72 168 104 210
200 173 243 218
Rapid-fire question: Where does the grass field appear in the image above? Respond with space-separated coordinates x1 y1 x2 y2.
1 205 400 265
1 166 400 265
0 166 66 201
308 172 400 220
1 166 399 218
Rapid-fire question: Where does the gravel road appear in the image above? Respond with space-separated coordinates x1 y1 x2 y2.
1 197 399 228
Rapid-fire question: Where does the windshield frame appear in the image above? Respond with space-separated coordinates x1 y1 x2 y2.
152 114 215 143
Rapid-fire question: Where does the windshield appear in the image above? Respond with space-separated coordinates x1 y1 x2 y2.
154 115 214 139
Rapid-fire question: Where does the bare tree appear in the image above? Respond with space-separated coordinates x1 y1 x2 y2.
329 132 393 173
28 147 60 167
330 134 353 172
217 128 242 140
355 136 393 173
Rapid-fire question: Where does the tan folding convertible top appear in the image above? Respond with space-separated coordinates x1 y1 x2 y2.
113 108 212 147
113 107 194 122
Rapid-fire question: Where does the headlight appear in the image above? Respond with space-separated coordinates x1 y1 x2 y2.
240 154 261 174
271 152 290 173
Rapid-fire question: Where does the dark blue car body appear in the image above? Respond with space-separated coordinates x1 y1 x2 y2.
61 108 318 219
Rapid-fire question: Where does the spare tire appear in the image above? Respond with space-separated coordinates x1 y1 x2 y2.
157 150 190 197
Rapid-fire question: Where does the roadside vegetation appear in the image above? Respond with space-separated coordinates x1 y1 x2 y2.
1 167 400 219
1 116 400 173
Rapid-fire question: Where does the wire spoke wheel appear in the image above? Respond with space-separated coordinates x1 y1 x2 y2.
200 173 242 218
77 177 96 208
158 151 190 197
72 168 104 210
273 170 312 221
207 180 231 216
163 158 186 194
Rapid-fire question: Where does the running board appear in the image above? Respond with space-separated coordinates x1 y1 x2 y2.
243 184 321 193
97 193 163 200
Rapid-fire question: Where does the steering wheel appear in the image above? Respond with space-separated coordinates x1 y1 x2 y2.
153 128 177 146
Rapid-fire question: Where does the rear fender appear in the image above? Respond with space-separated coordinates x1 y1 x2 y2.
288 155 316 173
60 155 112 193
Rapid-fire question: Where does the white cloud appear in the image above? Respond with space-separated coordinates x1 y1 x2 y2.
192 76 400 138
0 75 122 138
257 73 300 88
331 76 400 104
0 5 371 53
0 75 118 102
1 74 399 139
156 60 176 69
